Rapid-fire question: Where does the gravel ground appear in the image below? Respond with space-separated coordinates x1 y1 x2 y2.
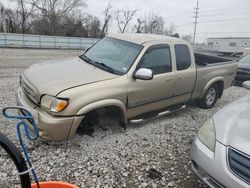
0 48 249 188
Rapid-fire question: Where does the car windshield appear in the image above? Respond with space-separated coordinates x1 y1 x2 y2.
239 55 250 63
79 37 143 75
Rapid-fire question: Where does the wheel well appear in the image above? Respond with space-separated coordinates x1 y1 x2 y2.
214 81 224 98
85 105 125 122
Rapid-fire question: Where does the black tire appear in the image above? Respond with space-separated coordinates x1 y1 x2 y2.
0 132 31 188
198 84 219 109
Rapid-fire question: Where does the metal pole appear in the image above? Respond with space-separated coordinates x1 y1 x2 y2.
4 33 7 47
39 35 41 48
23 34 25 47
193 1 199 44
80 38 82 50
54 36 56 48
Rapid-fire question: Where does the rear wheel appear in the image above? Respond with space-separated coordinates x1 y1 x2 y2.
198 84 219 109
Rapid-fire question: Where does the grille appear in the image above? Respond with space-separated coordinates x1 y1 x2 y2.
20 76 38 105
228 148 250 184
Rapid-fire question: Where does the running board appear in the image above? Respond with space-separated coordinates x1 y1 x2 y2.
129 105 187 124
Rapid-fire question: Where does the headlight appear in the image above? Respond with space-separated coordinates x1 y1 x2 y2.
198 118 216 152
40 95 68 112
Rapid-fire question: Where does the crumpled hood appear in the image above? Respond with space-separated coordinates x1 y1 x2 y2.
213 93 250 155
24 57 118 96
238 62 250 70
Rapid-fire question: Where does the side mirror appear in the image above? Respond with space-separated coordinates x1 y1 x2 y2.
243 81 250 90
134 68 153 80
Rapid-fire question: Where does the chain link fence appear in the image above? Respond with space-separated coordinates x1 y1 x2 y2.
0 33 99 49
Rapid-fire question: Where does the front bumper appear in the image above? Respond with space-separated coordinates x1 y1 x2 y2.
191 137 249 188
234 72 250 85
16 87 84 141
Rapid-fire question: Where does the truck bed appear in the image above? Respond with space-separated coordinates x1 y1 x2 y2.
192 53 238 100
195 53 234 67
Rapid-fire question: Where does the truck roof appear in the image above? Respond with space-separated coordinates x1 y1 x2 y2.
108 33 185 45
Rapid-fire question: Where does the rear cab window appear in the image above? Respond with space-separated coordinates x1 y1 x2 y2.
174 44 191 70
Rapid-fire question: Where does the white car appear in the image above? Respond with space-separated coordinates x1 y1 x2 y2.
191 81 250 188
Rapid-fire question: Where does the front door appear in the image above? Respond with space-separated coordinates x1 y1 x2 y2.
127 44 175 117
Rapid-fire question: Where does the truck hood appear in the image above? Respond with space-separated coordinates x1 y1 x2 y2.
238 62 250 70
24 57 119 96
213 93 250 155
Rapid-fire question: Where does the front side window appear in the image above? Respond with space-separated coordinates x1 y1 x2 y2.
175 44 191 71
80 37 143 75
140 46 172 75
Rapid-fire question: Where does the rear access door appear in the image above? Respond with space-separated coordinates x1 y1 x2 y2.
173 44 196 98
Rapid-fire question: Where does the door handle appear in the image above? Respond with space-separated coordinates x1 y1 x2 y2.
166 78 173 82
177 77 182 80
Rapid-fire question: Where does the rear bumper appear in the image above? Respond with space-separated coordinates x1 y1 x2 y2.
191 137 249 188
16 87 84 141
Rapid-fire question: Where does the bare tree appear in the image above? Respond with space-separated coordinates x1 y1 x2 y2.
164 22 177 36
116 9 137 33
0 4 21 33
141 13 165 34
171 33 180 38
181 35 193 43
134 18 144 33
0 4 6 32
30 0 85 15
0 0 109 38
16 0 35 33
134 13 179 37
82 14 101 37
100 2 112 37
29 0 85 35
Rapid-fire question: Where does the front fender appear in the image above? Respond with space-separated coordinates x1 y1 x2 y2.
68 99 127 139
76 99 127 122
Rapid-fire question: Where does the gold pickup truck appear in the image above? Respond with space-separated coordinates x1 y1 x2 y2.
17 34 237 141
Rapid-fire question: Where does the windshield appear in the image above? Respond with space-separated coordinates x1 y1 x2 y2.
80 37 143 75
239 55 250 63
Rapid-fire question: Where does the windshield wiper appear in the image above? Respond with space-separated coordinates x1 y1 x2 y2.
79 55 121 75
79 54 92 63
94 61 117 74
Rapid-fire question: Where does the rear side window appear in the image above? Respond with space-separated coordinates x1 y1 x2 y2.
175 44 191 70
140 46 172 75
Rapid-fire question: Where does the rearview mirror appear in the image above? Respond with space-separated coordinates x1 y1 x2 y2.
243 81 250 90
134 68 153 80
